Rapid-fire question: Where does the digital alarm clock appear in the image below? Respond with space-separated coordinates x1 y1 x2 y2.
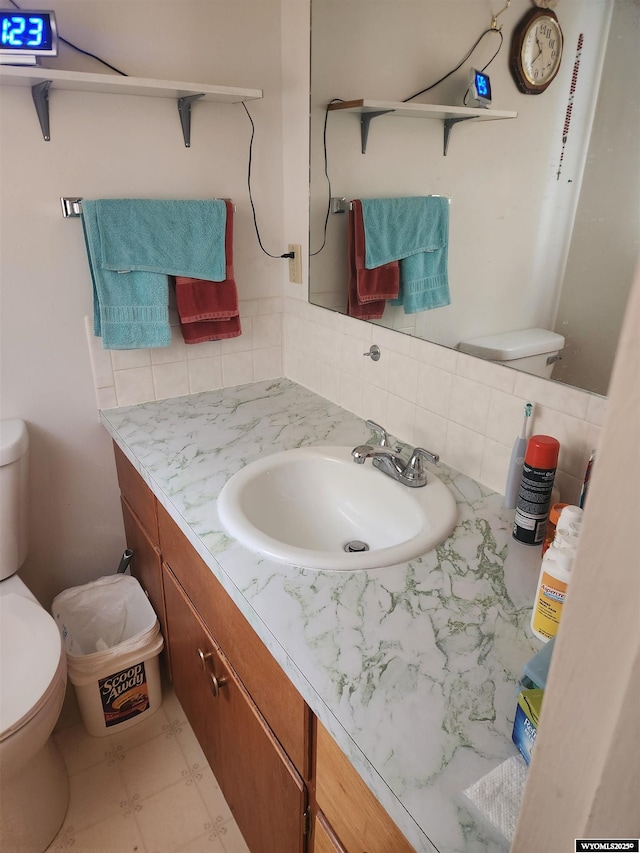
0 9 58 65
468 68 492 108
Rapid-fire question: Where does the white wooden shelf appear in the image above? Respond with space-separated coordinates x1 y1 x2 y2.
328 98 517 155
0 65 263 145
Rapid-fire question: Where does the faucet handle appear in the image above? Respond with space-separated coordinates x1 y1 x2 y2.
402 447 439 485
410 447 439 466
365 419 392 447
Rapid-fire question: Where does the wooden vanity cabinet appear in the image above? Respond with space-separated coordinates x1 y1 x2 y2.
112 442 416 853
163 565 307 853
314 720 416 853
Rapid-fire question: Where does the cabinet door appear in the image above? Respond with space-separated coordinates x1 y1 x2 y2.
313 812 347 853
164 566 308 853
113 443 158 544
158 502 311 778
121 497 167 643
315 721 415 853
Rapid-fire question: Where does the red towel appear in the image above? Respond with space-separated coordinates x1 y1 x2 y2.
175 200 241 343
347 200 399 319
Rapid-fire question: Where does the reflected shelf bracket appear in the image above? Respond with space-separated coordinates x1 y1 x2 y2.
177 93 205 148
360 110 394 153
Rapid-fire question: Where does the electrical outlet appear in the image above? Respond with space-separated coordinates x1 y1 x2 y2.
288 244 302 284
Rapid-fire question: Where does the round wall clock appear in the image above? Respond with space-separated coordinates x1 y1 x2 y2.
510 6 564 94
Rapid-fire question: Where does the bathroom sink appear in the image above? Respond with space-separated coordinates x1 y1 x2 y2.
217 446 457 570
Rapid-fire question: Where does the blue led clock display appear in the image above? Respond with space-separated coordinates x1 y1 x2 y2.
475 72 490 99
0 11 54 52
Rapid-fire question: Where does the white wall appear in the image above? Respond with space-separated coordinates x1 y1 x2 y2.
0 0 286 607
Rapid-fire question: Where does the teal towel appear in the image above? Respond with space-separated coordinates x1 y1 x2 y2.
95 199 227 280
361 197 450 314
82 202 170 350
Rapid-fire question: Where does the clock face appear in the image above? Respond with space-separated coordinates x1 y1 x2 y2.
521 14 563 86
510 8 564 94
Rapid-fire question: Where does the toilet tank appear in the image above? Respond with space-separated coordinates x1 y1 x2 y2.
0 420 29 581
457 328 565 379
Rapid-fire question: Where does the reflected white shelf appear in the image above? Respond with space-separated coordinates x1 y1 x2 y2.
0 65 263 145
328 98 517 155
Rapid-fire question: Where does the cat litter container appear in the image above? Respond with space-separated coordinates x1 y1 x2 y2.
52 574 163 737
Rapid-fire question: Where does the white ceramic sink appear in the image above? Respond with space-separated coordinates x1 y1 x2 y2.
217 446 457 571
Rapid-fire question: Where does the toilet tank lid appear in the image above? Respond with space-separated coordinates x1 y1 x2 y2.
0 419 29 467
458 328 565 361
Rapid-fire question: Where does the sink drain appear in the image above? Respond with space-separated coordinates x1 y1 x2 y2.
344 540 370 553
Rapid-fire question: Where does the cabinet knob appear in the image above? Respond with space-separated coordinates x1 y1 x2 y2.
196 647 213 670
209 672 228 698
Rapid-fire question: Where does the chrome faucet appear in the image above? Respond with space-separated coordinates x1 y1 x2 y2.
352 421 439 488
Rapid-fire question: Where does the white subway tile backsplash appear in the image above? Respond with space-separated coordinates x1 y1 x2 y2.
456 352 517 394
514 371 590 420
222 351 254 387
448 375 491 434
188 356 223 393
152 361 190 400
389 351 419 402
480 438 513 496
253 346 283 382
111 348 151 371
114 367 155 406
444 422 484 482
413 405 448 455
385 392 416 444
416 363 452 418
252 314 282 350
89 295 605 503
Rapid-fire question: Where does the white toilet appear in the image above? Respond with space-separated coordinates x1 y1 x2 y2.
457 328 565 379
0 419 69 852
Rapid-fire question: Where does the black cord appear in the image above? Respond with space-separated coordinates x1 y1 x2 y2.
311 28 505 255
310 98 343 257
241 102 294 260
402 27 503 103
7 0 128 76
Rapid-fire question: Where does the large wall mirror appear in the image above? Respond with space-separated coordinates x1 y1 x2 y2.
308 0 639 397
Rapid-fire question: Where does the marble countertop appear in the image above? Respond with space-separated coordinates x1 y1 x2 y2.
100 378 543 853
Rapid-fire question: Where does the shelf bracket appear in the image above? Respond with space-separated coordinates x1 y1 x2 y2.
31 80 52 142
360 110 393 154
443 116 475 156
177 93 204 148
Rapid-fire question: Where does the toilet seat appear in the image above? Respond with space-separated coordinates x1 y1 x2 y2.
0 593 65 740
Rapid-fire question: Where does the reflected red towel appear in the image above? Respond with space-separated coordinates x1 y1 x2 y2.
175 200 241 343
347 200 399 319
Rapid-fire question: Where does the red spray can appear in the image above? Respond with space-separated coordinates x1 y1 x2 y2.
513 435 560 546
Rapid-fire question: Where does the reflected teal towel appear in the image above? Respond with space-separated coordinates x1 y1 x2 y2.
360 196 450 314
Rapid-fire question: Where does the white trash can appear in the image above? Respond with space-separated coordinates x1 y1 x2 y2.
52 575 164 737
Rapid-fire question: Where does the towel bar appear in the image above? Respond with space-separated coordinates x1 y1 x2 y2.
330 195 450 214
60 197 236 218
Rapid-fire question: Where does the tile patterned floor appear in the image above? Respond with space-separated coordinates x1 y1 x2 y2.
49 683 250 853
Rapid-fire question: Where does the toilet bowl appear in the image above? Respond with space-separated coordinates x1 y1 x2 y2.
0 419 69 852
457 328 565 379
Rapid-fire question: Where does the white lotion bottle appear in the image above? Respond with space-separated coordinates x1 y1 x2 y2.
531 546 574 642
